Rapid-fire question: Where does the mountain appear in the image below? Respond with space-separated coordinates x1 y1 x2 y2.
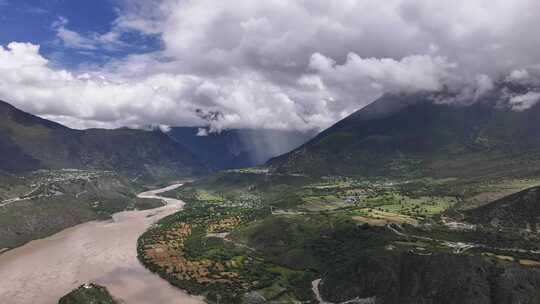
465 186 540 230
319 251 540 304
0 169 162 248
167 127 312 170
0 100 208 180
268 85 540 178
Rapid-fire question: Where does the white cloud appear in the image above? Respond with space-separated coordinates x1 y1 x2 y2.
135 0 540 79
300 53 456 113
0 42 200 127
474 74 494 100
196 128 209 136
509 92 540 111
507 69 530 82
56 31 95 50
53 17 127 51
0 42 322 131
5 0 540 132
310 53 455 92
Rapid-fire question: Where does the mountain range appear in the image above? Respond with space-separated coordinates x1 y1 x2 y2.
167 127 312 170
5 84 540 303
269 83 540 178
0 100 207 181
0 100 314 181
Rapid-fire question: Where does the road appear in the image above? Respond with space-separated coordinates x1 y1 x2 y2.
386 224 540 255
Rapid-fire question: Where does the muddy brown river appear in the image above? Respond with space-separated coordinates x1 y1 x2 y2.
0 183 204 304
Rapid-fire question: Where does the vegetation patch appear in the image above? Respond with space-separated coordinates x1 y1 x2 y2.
58 283 118 304
138 171 540 303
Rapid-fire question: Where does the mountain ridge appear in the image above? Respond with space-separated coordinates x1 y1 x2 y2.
0 100 209 180
268 86 540 178
465 185 540 230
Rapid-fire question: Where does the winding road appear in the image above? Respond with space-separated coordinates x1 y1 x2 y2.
0 183 204 304
386 224 540 255
312 279 376 304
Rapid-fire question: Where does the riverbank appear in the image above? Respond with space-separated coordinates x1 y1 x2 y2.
0 183 204 304
0 169 161 250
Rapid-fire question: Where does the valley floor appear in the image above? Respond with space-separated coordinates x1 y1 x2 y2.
137 171 540 304
3 170 540 304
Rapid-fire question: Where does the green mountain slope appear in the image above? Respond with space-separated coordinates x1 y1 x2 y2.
268 87 540 178
465 186 540 230
0 100 208 180
0 169 164 248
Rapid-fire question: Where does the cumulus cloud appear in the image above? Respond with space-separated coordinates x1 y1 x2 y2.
4 0 540 131
507 69 530 83
0 42 322 131
196 128 209 136
0 42 201 128
146 0 540 78
473 74 495 100
509 92 540 111
309 53 454 100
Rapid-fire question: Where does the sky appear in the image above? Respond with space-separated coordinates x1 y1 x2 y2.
1 0 540 131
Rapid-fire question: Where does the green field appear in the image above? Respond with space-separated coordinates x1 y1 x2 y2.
137 171 540 303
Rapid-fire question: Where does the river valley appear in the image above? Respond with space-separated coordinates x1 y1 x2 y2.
0 183 204 304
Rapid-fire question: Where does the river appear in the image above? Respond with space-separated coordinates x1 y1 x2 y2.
0 183 204 304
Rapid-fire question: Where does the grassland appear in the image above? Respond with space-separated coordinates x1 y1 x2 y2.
398 176 540 210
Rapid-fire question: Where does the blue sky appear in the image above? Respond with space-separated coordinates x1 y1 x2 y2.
0 0 160 67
